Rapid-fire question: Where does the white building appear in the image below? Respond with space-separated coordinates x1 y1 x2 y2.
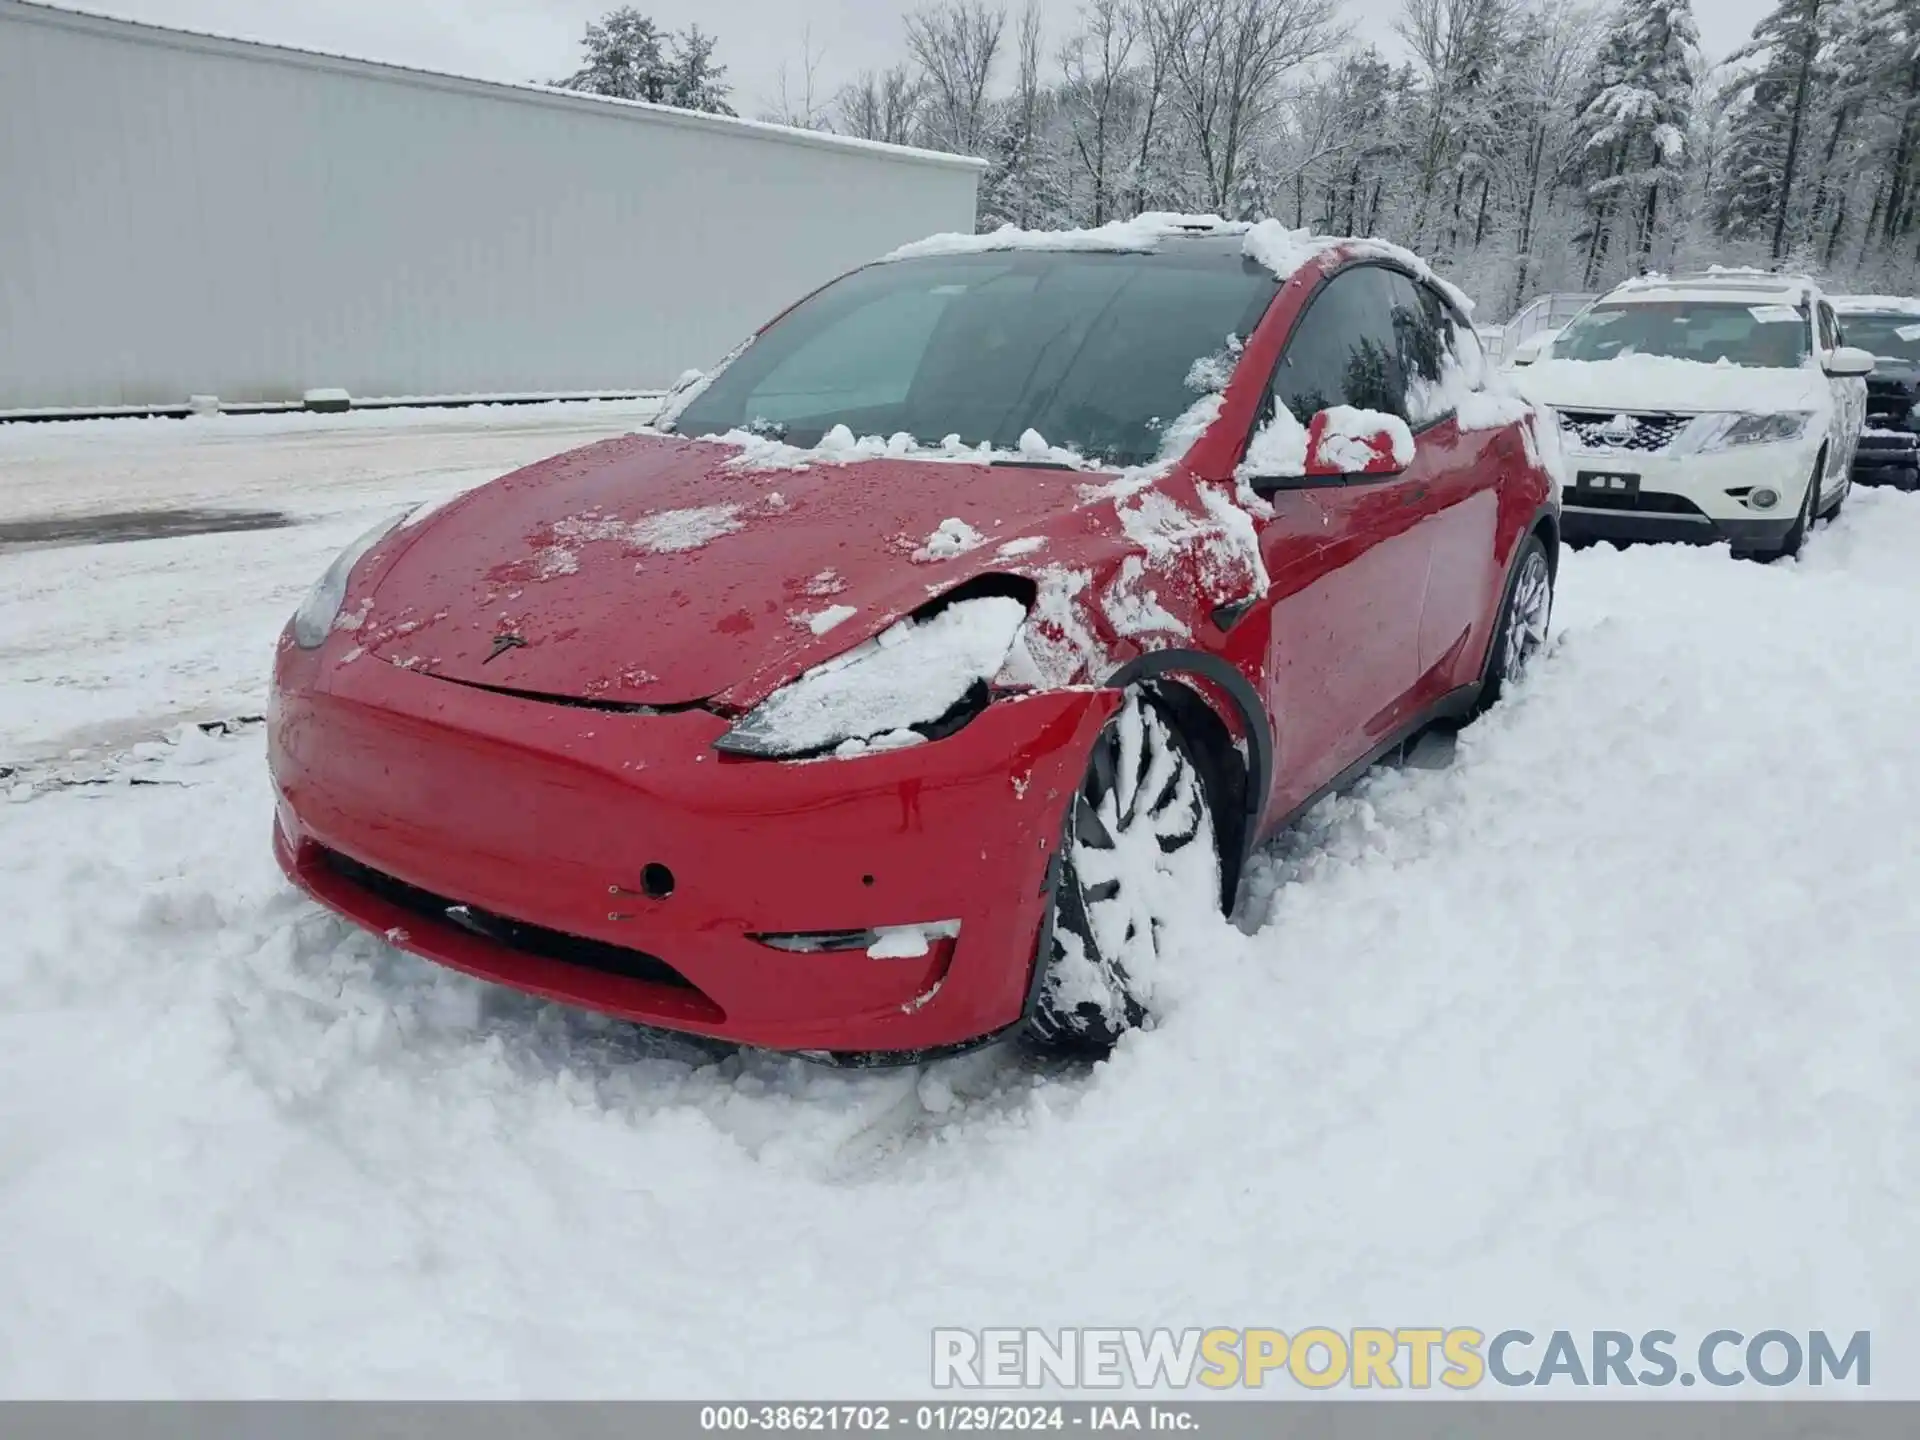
0 1 984 416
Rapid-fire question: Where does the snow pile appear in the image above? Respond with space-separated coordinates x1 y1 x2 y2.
551 505 744 555
1309 406 1415 471
913 517 988 563
721 427 1089 475
881 214 1474 319
725 596 1026 757
10 433 1920 1393
1236 404 1310 493
1101 556 1187 641
996 566 1101 689
866 920 962 961
793 605 857 636
1241 219 1477 317
880 212 1234 262
1832 294 1920 316
1515 351 1827 415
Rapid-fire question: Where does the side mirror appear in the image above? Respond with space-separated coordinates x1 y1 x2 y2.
1824 345 1876 378
1509 333 1551 366
1304 407 1413 478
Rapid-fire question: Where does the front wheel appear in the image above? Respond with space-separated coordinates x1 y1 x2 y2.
1476 534 1554 711
1029 689 1222 1051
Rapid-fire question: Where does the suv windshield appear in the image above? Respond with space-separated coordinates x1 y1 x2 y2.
667 249 1280 467
1836 313 1920 364
1553 301 1810 368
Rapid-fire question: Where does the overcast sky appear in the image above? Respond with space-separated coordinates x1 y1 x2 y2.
61 0 1765 125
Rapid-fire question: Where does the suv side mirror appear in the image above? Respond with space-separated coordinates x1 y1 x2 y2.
1824 345 1876 378
1509 333 1551 366
1304 407 1413 478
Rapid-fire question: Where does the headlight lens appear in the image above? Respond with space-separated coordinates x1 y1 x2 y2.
716 595 1027 759
289 509 414 649
1677 411 1814 454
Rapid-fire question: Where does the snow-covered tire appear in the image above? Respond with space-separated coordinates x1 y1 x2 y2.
1476 533 1553 712
1029 689 1222 1051
1746 455 1819 561
1819 470 1847 521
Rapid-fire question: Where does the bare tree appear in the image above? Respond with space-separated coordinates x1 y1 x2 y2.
1142 0 1346 214
836 65 925 144
1060 0 1139 223
764 25 829 129
907 0 1009 154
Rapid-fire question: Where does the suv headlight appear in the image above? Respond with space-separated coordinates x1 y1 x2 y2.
289 509 415 649
716 595 1028 759
1676 411 1814 454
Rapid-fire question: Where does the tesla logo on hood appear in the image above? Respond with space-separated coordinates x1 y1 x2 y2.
484 632 526 664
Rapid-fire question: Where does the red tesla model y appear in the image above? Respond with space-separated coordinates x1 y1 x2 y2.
269 219 1560 1063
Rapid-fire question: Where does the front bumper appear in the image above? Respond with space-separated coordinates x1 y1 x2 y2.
269 639 1113 1056
1852 429 1920 490
1556 439 1820 550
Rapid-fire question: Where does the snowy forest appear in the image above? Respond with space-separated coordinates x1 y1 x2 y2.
554 1 1920 321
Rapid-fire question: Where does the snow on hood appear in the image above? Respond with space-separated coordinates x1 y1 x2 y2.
1513 353 1829 416
341 426 1270 711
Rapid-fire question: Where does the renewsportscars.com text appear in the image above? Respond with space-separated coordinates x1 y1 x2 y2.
931 1328 1871 1390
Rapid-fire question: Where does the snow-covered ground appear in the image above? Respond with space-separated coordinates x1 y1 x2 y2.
4 407 1919 1396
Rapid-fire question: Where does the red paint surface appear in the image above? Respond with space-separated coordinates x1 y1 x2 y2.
269 243 1555 1055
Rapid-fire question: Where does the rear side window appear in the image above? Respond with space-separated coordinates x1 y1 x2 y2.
1270 264 1409 423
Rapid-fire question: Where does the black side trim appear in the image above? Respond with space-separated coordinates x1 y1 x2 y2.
1256 684 1482 845
1101 649 1273 869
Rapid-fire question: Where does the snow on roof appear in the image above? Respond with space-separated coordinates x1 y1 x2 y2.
1832 294 1920 316
880 214 1477 316
1601 271 1814 308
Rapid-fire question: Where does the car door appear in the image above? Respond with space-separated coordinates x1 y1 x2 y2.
1248 263 1435 813
1820 300 1865 495
1385 271 1512 697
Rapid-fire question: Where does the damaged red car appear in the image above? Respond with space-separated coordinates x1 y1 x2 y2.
269 220 1561 1063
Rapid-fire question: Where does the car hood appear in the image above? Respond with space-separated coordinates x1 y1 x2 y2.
349 433 1121 709
1515 355 1830 416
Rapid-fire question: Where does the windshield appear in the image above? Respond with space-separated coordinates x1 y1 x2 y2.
1837 313 1920 364
1552 301 1810 368
667 249 1280 467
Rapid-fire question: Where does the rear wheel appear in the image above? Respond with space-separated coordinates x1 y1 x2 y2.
1030 689 1222 1051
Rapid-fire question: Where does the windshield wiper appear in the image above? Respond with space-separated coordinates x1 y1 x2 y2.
987 458 1083 470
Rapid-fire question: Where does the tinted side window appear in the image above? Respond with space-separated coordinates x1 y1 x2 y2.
1387 273 1455 424
1818 303 1839 350
1271 265 1408 423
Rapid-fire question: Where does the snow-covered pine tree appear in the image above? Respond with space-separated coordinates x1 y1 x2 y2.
1714 0 1831 260
553 8 735 116
1571 0 1701 286
668 27 735 116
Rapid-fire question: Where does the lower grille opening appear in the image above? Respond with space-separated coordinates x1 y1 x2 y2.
318 847 700 993
1568 489 1706 516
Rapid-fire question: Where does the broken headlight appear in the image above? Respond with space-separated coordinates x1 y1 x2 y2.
715 595 1027 759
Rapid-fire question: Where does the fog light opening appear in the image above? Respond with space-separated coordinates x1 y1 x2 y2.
640 862 676 899
1749 486 1781 511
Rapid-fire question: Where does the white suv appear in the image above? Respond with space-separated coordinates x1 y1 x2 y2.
1511 271 1873 559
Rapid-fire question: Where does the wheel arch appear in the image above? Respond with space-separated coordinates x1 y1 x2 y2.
1100 649 1272 909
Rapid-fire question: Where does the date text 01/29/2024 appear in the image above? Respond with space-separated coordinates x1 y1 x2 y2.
698 1405 1196 1432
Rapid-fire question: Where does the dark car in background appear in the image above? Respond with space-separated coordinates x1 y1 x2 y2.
1834 297 1920 491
